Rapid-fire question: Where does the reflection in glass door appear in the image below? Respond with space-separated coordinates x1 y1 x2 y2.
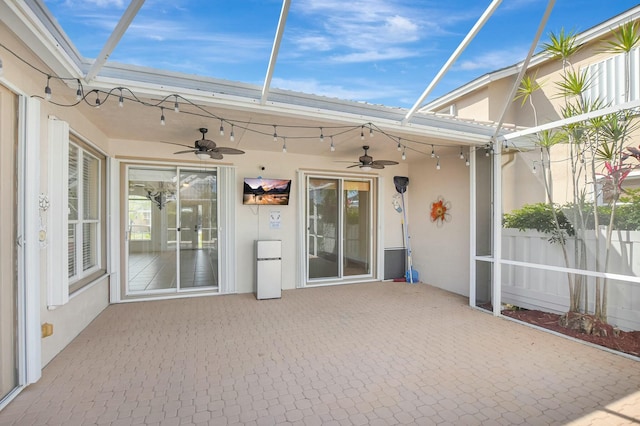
125 166 218 295
306 176 373 281
0 85 18 402
344 180 371 276
178 170 218 289
308 178 339 279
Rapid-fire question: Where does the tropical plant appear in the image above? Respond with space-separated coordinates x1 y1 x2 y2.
513 23 640 328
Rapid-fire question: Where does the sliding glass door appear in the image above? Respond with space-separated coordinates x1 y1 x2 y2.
125 166 218 295
306 176 373 282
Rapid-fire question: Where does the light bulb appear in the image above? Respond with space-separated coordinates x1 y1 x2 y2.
361 165 371 171
95 93 101 108
282 141 287 153
76 80 82 101
273 126 278 142
44 76 52 100
118 93 124 108
459 148 464 159
465 158 470 166
196 152 209 160
360 126 364 140
320 127 324 143
230 125 235 142
160 108 165 126
397 142 402 151
219 120 224 136
369 125 373 137
431 146 435 158
174 96 180 113
401 150 406 161
532 164 537 174
436 159 441 170
330 137 335 152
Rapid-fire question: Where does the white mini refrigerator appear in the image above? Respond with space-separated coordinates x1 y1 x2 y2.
255 240 282 299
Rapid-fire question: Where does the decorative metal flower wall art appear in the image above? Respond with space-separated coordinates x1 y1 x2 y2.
430 196 451 226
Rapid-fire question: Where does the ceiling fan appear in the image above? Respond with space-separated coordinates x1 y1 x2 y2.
172 128 245 160
347 145 398 170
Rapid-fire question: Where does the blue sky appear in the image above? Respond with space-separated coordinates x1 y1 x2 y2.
44 0 639 108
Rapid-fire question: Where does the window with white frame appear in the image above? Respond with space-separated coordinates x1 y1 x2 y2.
583 47 640 105
67 136 106 293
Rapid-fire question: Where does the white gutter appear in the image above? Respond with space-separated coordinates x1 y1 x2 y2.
1 0 83 78
84 0 145 83
402 0 503 124
261 0 290 105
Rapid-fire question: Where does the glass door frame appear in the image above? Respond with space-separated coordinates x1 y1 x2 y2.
122 163 219 298
302 172 377 286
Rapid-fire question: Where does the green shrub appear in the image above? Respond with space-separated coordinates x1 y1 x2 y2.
503 190 640 238
503 203 575 236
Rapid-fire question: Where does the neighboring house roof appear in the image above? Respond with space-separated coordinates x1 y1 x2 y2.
420 5 640 114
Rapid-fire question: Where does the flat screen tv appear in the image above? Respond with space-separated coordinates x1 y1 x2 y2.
243 178 291 205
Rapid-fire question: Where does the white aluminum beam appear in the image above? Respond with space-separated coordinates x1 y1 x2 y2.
492 0 555 140
501 99 640 142
84 0 145 83
403 0 503 124
261 0 291 105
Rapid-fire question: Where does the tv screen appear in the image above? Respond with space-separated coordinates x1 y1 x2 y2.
243 178 291 205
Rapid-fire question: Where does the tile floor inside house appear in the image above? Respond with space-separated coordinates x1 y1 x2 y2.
1 282 639 425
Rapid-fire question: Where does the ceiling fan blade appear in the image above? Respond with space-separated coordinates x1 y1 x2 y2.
174 149 197 154
346 164 360 168
160 140 194 149
208 151 224 160
370 163 385 169
372 160 399 166
215 147 245 155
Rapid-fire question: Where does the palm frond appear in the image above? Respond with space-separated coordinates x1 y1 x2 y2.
603 21 640 54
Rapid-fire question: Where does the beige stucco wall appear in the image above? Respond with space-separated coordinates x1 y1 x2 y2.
110 140 410 294
1 22 110 368
407 150 471 296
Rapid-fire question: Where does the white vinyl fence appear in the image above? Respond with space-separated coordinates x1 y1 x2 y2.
501 229 640 331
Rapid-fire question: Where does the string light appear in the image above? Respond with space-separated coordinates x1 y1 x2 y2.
160 107 165 126
282 137 287 153
44 76 52 100
465 156 470 167
532 162 537 174
15 52 495 153
436 157 441 170
75 79 82 101
459 147 464 159
330 136 335 152
401 149 406 161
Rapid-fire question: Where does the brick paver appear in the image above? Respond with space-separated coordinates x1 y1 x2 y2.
1 282 638 425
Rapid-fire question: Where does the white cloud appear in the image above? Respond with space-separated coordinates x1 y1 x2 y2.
271 77 410 105
456 47 529 71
